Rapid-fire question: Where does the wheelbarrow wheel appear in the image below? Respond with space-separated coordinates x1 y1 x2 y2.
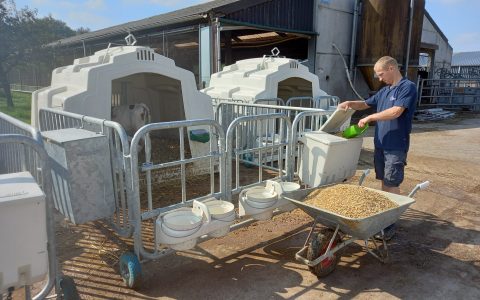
119 252 142 290
306 229 342 278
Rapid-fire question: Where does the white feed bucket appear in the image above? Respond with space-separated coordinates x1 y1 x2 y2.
205 200 235 237
160 208 203 250
162 208 203 231
243 186 278 220
245 187 278 209
168 238 198 251
205 200 235 220
279 182 300 193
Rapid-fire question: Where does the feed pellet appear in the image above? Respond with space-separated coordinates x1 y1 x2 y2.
305 184 399 218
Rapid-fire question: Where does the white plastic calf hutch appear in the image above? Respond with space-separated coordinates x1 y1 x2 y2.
31 45 214 170
202 55 328 103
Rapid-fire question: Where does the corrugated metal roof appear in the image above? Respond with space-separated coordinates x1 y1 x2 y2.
224 0 313 33
452 51 480 67
50 0 241 47
49 0 314 48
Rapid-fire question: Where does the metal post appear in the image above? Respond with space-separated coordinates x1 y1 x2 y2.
404 0 414 78
215 18 221 73
349 0 360 78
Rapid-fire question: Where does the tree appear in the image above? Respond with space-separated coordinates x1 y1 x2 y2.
0 0 35 107
75 26 90 35
0 0 75 107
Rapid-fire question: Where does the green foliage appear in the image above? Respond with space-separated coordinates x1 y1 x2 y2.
0 0 76 107
0 91 31 123
75 26 90 35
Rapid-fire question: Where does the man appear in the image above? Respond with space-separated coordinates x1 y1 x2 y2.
338 56 417 240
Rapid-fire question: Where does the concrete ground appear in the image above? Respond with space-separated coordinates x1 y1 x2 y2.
25 112 480 299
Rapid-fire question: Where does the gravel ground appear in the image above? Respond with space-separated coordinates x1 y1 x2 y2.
19 112 480 300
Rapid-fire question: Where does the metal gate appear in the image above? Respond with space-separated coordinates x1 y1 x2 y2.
127 119 226 259
38 108 133 236
0 112 43 181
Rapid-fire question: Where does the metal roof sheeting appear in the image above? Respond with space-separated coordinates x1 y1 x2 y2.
49 0 240 47
49 0 314 47
452 51 480 67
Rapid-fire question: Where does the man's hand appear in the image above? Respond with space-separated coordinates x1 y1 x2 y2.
338 100 370 111
337 101 351 111
358 116 370 128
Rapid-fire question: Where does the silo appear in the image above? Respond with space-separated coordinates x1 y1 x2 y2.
357 0 425 91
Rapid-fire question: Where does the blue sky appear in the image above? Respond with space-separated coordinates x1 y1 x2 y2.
14 0 480 53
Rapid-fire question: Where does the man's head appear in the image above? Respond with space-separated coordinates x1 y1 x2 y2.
374 56 401 85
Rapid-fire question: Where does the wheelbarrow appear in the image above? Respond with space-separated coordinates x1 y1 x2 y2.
281 179 430 278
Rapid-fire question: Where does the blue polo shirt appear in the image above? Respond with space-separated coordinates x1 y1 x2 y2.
365 78 417 151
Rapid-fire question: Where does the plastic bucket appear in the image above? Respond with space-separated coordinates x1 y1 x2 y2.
245 187 278 203
279 182 300 192
342 124 369 139
205 200 235 220
162 208 202 231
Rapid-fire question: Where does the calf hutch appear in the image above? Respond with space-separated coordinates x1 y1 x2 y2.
202 51 330 106
31 45 214 178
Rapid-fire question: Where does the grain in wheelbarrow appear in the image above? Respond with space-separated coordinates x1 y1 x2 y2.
305 184 398 218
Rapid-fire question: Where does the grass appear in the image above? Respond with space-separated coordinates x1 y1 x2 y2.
0 91 32 124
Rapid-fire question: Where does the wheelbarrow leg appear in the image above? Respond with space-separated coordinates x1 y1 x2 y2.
303 218 321 248
365 230 390 263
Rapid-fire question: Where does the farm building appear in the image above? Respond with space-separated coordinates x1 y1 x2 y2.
451 51 480 78
10 0 452 101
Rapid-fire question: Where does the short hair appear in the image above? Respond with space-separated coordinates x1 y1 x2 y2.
375 56 399 70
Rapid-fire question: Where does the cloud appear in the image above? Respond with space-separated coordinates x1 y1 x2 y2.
67 11 112 30
85 0 106 10
23 0 215 31
453 32 480 52
427 0 465 4
120 0 211 7
31 0 53 5
146 0 181 6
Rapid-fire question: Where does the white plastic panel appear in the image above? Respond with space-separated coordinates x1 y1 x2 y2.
0 172 47 292
299 132 363 187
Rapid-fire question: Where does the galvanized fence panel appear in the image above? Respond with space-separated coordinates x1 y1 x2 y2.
38 108 133 236
0 134 59 299
214 102 336 185
286 96 314 108
211 97 247 112
225 113 292 201
128 119 226 259
215 102 334 143
253 98 285 106
0 112 43 182
315 95 340 109
418 78 480 110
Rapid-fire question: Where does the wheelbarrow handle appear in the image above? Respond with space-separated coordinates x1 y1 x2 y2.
408 181 430 198
358 169 371 186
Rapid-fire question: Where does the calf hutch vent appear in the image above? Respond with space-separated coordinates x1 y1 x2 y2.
32 45 214 178
202 55 329 103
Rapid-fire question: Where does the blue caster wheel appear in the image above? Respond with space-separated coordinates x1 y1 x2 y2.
58 275 80 300
119 252 142 289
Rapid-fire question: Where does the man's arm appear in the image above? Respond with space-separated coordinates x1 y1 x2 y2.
358 106 405 127
338 100 370 111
